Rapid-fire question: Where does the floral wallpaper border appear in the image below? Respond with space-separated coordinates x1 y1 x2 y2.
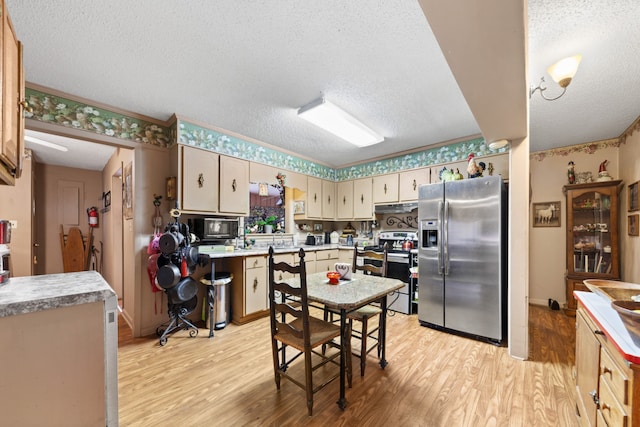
25 85 508 182
25 87 174 147
530 138 620 162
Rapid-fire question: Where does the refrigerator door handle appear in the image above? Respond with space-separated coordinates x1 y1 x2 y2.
443 200 450 275
437 200 443 275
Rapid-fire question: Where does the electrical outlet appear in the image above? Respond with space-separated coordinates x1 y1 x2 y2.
9 220 17 229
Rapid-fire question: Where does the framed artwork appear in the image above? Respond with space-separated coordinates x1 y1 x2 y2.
532 201 561 227
629 214 639 236
166 176 176 200
123 162 133 219
102 191 111 212
629 181 639 212
313 223 323 232
293 200 305 214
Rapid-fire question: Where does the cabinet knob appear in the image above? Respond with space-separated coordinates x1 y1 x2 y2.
413 179 417 191
589 389 599 406
232 178 237 192
361 194 364 204
601 366 612 376
594 330 605 336
343 196 346 205
314 193 317 203
19 99 33 113
253 277 258 291
384 183 387 193
197 173 204 188
328 195 331 204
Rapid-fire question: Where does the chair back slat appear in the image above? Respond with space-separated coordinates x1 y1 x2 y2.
352 242 388 277
268 247 311 347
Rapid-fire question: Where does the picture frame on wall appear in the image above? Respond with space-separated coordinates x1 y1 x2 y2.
629 214 639 236
629 181 639 212
293 200 305 214
124 162 133 219
532 201 561 227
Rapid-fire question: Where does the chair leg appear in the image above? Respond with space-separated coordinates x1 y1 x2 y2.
271 339 281 389
305 348 314 416
360 316 368 376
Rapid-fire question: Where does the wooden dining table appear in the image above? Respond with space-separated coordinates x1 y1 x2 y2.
288 271 404 410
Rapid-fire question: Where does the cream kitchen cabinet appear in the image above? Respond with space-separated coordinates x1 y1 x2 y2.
315 249 340 272
337 180 354 219
272 253 294 281
172 144 220 213
373 173 399 204
230 255 269 325
338 248 354 265
430 160 467 183
575 294 640 427
306 176 323 218
353 178 373 219
0 0 24 186
399 168 430 201
219 155 249 215
322 179 336 219
296 250 316 273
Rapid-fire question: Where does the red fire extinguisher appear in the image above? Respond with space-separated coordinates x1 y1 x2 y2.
87 207 99 228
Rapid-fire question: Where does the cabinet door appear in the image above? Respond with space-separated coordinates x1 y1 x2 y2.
564 181 620 279
219 155 249 215
337 180 353 219
0 8 23 185
373 174 399 204
181 146 219 212
353 178 373 219
306 176 322 218
245 256 267 315
399 168 430 201
272 253 294 281
322 180 336 219
575 309 601 427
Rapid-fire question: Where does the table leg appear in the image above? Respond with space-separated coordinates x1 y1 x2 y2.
379 297 388 369
337 308 347 410
208 287 215 338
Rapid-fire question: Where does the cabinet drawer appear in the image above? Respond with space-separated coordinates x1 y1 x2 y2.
315 249 339 261
294 251 315 263
600 347 629 405
598 375 628 427
246 256 266 270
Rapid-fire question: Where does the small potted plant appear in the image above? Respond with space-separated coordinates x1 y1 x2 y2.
258 215 278 233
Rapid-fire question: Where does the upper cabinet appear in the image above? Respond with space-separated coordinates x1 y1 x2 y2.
373 174 399 204
322 179 336 220
219 155 249 215
353 178 373 219
0 0 24 186
399 168 430 201
173 145 219 213
306 176 322 218
336 180 353 219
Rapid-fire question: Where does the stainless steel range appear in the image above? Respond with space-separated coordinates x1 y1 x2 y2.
364 231 418 314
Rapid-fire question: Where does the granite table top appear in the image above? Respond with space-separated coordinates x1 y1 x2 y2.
0 270 116 318
288 271 404 311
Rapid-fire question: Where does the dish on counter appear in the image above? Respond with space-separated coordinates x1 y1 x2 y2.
583 279 640 302
611 300 640 341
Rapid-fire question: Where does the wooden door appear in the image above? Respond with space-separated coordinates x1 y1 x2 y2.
337 180 353 219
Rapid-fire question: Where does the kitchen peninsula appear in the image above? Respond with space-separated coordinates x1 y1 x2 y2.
0 271 118 426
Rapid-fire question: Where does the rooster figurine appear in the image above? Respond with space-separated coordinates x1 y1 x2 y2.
466 153 485 178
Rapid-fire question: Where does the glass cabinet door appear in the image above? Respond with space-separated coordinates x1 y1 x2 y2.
570 189 613 274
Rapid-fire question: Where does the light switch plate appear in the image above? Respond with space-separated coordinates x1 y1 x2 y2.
9 220 17 229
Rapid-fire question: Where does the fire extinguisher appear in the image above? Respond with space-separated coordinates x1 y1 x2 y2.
87 206 99 228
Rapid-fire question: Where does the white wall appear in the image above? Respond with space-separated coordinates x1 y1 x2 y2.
529 142 619 306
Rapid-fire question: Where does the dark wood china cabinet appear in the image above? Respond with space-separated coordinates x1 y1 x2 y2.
564 180 622 315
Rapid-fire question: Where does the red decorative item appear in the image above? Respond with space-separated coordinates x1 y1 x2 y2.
87 206 99 227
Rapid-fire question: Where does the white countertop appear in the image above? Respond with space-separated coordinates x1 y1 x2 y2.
0 271 116 318
575 290 640 364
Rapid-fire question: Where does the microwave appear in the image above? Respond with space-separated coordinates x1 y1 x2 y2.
189 217 239 243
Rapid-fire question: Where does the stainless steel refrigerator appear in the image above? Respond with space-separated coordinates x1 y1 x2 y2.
418 176 507 343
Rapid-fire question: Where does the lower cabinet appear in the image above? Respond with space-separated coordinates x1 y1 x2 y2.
230 255 268 325
576 304 634 427
315 249 340 272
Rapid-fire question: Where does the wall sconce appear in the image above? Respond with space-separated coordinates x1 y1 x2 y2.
530 54 582 101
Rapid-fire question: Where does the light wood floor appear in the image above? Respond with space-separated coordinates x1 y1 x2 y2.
117 305 579 426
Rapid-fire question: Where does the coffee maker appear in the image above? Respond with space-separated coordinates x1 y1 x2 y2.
0 220 10 284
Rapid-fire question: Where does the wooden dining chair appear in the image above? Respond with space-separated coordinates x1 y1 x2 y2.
348 242 388 376
268 246 351 416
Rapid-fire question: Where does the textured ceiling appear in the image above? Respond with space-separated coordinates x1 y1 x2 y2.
7 1 640 170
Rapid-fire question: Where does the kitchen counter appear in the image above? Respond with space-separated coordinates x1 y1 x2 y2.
0 270 117 317
200 243 354 259
575 290 640 363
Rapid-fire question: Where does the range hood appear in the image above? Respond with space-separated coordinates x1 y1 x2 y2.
374 202 418 214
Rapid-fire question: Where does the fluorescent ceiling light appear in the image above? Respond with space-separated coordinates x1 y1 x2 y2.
25 135 68 152
298 97 384 147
